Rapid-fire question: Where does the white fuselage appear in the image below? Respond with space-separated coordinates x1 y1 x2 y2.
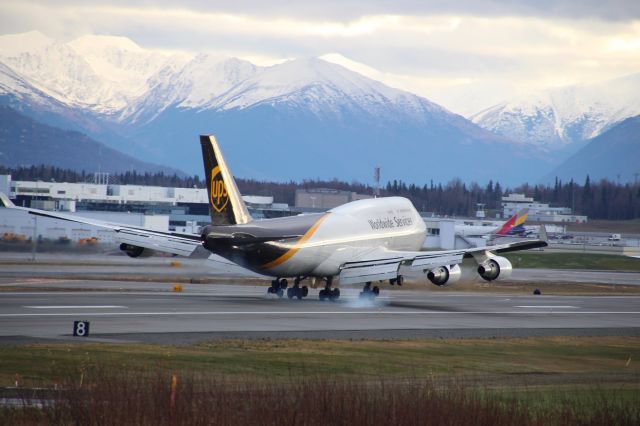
261 197 426 278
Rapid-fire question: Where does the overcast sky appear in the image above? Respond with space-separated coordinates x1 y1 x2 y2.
1 0 639 114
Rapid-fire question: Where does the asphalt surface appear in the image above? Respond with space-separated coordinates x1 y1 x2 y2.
0 281 639 345
1 252 639 285
0 252 639 345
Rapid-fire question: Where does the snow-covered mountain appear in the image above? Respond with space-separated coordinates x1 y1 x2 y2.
121 56 542 184
0 31 554 184
0 31 117 111
123 55 258 123
127 56 470 124
0 31 186 112
68 34 178 102
471 73 640 150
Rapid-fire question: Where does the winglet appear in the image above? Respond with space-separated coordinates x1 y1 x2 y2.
0 192 15 208
539 225 548 242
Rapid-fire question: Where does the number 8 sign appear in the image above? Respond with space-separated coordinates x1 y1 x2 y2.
73 321 90 337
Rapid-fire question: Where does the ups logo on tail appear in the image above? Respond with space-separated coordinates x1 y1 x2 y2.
210 166 229 212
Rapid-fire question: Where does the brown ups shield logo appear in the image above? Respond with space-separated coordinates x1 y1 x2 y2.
210 166 229 212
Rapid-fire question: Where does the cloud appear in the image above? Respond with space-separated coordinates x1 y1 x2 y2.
0 1 639 115
16 0 640 22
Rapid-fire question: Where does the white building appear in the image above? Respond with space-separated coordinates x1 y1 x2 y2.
8 178 209 209
502 193 587 223
0 208 168 243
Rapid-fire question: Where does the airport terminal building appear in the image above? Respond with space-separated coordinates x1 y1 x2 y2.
502 193 587 223
0 174 583 250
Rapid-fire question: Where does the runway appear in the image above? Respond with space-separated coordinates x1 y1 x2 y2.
1 253 639 344
1 253 639 285
1 281 639 344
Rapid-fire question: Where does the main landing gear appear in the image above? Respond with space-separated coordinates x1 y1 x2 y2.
269 276 339 301
287 277 309 300
359 282 380 299
389 275 404 286
318 276 340 301
267 278 288 298
269 277 310 300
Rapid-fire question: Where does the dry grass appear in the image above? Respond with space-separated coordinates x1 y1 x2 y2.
2 369 639 426
1 337 638 389
1 337 638 424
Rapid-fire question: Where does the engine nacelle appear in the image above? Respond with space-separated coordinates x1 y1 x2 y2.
119 243 155 258
477 256 512 281
426 264 462 286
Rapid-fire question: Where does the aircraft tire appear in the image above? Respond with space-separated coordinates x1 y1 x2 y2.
330 288 340 301
287 288 294 299
276 288 284 298
319 289 328 301
302 286 309 297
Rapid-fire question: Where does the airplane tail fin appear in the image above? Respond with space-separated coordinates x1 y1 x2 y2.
495 211 519 235
495 208 529 236
513 208 529 227
200 135 252 225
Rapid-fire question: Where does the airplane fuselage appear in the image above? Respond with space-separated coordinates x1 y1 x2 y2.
202 197 426 278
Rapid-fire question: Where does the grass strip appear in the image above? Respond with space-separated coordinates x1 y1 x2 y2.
503 252 640 271
1 336 638 389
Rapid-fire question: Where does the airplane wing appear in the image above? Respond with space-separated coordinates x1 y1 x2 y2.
1 194 203 257
1 194 301 257
338 230 547 285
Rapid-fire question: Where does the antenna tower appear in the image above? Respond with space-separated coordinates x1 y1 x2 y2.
374 167 381 197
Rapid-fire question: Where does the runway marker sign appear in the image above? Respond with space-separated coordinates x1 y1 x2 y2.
73 321 90 337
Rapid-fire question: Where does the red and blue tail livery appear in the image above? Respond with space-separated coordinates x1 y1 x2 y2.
495 209 529 236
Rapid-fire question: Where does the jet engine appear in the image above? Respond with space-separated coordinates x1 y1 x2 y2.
477 256 512 281
426 264 462 286
119 243 155 258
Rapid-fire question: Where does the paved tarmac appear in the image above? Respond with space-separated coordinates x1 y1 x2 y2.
0 252 638 345
0 281 638 345
1 253 639 285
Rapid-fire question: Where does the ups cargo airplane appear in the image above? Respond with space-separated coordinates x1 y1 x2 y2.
0 135 547 301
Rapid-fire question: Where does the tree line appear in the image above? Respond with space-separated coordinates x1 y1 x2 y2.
2 165 638 220
383 177 640 220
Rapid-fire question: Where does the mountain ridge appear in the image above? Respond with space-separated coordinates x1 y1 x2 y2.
471 73 640 151
543 115 640 184
4 31 623 184
0 106 184 175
